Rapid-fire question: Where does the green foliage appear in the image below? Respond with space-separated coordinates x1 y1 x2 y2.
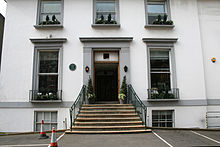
95 14 117 24
35 92 58 100
118 76 127 100
152 14 174 25
39 15 61 25
150 86 175 99
87 77 95 100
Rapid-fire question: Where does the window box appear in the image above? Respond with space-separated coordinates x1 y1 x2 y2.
34 24 63 29
29 90 62 102
147 88 179 101
36 0 63 27
145 24 174 28
93 0 120 26
92 24 120 28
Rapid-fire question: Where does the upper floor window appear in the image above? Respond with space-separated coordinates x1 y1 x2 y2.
37 0 63 26
146 0 173 25
94 0 119 25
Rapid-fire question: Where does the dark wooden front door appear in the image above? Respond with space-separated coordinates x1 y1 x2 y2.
95 64 118 101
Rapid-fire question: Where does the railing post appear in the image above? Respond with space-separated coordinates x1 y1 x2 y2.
70 109 72 131
145 108 147 127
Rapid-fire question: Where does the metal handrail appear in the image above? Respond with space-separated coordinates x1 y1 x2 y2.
127 84 147 127
69 85 86 131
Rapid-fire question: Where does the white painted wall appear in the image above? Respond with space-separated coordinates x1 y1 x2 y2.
0 0 219 131
198 0 220 100
148 106 207 128
0 0 207 102
0 108 69 132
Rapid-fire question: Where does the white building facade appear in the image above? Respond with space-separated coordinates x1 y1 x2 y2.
0 0 220 132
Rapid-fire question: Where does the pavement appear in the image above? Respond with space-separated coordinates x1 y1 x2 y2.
0 130 220 147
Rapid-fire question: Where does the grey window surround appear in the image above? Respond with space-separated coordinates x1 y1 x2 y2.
35 0 64 28
34 111 58 131
145 0 173 28
143 38 178 101
30 38 67 102
152 110 175 127
93 0 120 27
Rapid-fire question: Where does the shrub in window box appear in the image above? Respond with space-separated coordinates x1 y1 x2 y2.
95 14 117 24
39 15 60 25
152 14 173 25
35 92 58 100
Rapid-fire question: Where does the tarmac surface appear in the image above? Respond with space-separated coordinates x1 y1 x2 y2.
0 130 220 147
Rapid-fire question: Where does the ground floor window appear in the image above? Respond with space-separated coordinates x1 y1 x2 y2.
152 110 174 127
35 111 57 131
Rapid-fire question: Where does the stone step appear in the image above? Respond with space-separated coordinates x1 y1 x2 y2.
76 117 140 122
71 125 146 131
78 113 138 118
75 121 143 126
81 106 134 110
80 110 136 114
66 129 152 134
82 104 132 107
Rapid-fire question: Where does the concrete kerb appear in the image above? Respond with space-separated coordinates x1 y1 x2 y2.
0 129 68 136
148 127 220 132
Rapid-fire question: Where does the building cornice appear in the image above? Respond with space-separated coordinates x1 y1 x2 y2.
142 38 178 43
30 38 67 44
79 37 133 42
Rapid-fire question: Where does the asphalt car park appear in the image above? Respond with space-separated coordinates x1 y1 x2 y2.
0 130 220 147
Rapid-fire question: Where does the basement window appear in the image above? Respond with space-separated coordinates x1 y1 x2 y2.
152 110 174 127
35 111 58 131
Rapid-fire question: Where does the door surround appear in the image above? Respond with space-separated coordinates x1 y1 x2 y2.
80 37 132 92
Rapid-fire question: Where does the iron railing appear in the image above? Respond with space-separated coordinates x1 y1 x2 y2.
147 88 179 100
29 90 62 101
127 84 147 127
69 85 86 131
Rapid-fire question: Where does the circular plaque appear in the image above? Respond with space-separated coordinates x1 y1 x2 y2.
69 64 76 71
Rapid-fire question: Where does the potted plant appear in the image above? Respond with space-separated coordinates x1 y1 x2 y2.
39 15 61 25
118 76 127 104
87 77 96 104
95 14 117 24
152 14 173 25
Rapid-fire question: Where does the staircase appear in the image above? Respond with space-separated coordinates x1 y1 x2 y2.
66 104 151 134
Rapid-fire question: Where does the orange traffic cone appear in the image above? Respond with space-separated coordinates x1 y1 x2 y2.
50 127 58 147
39 120 49 139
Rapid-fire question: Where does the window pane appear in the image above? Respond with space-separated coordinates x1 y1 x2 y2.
152 110 173 127
51 124 57 130
147 4 165 13
36 112 43 122
44 112 50 123
44 124 50 131
39 75 58 93
40 14 61 22
97 13 115 20
151 73 171 89
96 2 115 12
150 51 170 70
41 1 61 13
36 124 41 131
39 51 58 73
51 112 57 122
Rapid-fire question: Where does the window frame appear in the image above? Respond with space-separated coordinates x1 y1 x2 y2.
93 0 120 26
34 111 58 131
36 0 64 27
152 110 175 127
147 46 176 90
145 0 172 26
33 47 62 94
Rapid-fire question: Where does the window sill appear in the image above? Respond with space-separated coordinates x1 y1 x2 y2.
92 24 121 28
145 24 175 28
34 25 63 29
30 100 62 103
147 99 179 102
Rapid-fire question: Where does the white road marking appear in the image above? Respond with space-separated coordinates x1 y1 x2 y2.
152 131 173 147
191 131 220 144
0 144 48 147
56 132 65 142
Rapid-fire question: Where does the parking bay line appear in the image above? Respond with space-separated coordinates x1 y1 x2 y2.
152 131 173 147
0 144 48 147
191 131 220 144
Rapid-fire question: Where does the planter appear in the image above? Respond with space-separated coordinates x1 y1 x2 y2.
119 99 124 104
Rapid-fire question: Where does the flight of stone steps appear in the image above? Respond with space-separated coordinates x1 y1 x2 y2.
66 104 151 134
